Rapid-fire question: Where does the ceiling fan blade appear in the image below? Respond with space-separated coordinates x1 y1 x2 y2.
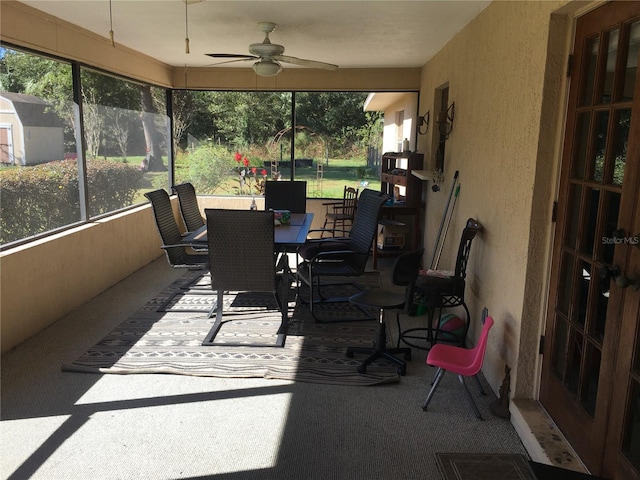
271 55 338 71
204 58 256 67
205 53 257 59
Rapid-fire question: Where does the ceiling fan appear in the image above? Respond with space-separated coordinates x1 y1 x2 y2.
206 22 338 77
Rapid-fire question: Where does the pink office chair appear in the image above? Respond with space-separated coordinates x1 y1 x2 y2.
421 315 494 419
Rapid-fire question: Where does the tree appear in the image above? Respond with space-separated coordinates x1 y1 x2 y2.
140 84 166 171
105 106 132 160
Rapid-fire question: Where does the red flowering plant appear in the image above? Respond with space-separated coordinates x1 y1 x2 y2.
234 152 267 195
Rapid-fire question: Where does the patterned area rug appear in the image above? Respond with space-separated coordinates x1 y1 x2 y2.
62 270 399 386
435 453 533 480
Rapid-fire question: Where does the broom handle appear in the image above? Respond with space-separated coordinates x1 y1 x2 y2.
433 184 460 269
430 170 459 269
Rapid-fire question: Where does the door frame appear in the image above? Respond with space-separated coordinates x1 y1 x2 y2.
537 1 640 476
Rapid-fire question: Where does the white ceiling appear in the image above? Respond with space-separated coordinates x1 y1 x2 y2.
21 1 490 71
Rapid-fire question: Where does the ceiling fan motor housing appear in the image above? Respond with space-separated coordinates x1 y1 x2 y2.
249 43 285 57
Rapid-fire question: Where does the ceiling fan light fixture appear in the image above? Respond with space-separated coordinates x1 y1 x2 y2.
253 60 282 77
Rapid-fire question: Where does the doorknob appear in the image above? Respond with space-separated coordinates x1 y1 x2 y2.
612 228 626 240
616 273 640 291
599 264 621 281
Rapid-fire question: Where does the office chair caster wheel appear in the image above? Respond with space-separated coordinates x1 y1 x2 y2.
357 364 367 374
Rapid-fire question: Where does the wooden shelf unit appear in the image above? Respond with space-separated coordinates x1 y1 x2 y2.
380 152 424 208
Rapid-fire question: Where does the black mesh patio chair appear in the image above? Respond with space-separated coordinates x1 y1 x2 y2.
264 180 307 214
297 192 388 322
202 209 290 347
172 182 205 232
144 189 208 270
298 189 385 257
346 248 424 375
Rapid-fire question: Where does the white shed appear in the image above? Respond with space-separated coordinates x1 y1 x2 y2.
0 92 65 166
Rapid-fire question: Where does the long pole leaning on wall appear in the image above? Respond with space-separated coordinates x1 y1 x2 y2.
430 170 459 269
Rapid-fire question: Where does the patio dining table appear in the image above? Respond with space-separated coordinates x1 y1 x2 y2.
181 212 314 250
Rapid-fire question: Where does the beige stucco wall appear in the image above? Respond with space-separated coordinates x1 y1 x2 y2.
0 203 163 353
172 66 421 91
417 0 577 397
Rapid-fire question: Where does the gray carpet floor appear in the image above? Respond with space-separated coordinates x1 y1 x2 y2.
1 256 529 480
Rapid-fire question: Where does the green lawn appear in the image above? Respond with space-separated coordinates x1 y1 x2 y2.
209 158 378 199
131 156 379 202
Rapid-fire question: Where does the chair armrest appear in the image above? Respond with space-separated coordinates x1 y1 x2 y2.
305 231 351 240
307 248 365 263
328 205 350 212
161 242 206 250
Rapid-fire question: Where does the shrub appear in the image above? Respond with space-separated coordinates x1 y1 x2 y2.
0 159 143 244
184 143 235 194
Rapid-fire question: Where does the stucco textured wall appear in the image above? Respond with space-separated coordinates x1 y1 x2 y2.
417 0 572 396
0 204 164 353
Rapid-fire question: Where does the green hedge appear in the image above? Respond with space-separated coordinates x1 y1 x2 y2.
0 159 143 244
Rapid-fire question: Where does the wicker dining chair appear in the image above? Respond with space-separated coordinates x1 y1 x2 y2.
264 180 307 214
202 209 290 347
144 189 208 270
297 192 388 322
172 182 205 232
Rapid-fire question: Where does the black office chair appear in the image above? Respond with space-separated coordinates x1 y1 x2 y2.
297 192 388 322
346 249 424 375
399 218 483 349
264 180 307 214
172 182 205 232
202 209 289 347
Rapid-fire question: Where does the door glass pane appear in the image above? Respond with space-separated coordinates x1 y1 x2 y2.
622 21 639 101
558 253 575 315
575 261 591 328
552 316 569 381
601 28 620 104
601 191 621 264
581 36 600 106
590 111 610 183
623 380 640 470
565 183 582 250
580 188 600 257
611 109 631 186
565 329 584 396
571 113 591 179
581 342 601 417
